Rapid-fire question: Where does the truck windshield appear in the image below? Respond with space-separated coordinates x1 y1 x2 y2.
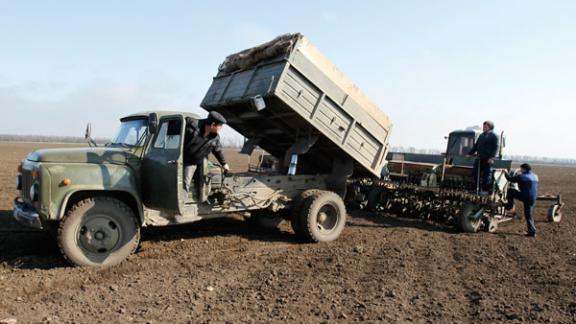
111 119 148 147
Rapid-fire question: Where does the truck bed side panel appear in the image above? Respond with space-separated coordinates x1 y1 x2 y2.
201 34 392 177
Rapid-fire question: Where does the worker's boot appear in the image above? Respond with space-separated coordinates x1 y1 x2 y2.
505 207 516 218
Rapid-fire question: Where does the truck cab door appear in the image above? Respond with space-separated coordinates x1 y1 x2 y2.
142 115 184 213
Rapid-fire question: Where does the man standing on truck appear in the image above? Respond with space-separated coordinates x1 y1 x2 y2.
468 120 499 194
183 111 230 192
504 163 539 237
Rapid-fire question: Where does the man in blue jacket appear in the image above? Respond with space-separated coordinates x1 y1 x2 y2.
468 120 499 193
504 163 539 237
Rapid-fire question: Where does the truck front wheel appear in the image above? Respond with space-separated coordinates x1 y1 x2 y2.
297 191 347 242
58 197 140 267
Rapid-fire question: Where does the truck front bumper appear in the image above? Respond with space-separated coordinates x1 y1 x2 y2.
13 198 43 230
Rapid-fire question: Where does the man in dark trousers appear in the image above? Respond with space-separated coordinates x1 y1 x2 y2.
468 120 499 193
183 111 229 193
504 163 539 237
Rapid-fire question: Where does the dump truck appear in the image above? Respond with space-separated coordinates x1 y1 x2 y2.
347 127 564 233
11 33 393 267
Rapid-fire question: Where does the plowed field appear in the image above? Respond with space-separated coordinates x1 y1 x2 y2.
1 142 575 323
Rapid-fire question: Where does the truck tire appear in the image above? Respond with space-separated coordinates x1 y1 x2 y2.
458 203 483 233
290 189 322 235
367 187 384 212
58 197 140 267
298 191 347 242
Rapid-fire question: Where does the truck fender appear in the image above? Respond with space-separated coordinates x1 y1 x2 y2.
58 189 145 225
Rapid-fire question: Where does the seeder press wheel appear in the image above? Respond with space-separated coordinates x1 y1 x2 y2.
537 194 564 223
547 204 563 223
459 203 484 233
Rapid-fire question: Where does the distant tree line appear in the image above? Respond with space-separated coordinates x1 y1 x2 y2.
502 155 576 166
0 134 109 144
390 146 576 166
0 134 244 148
1 136 572 165
391 146 442 155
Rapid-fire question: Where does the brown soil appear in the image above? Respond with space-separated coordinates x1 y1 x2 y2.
0 143 575 323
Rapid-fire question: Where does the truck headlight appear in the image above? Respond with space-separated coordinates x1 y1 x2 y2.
29 183 39 201
16 175 22 190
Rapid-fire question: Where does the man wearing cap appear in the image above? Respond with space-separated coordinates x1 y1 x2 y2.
183 111 229 193
468 120 499 193
504 163 539 237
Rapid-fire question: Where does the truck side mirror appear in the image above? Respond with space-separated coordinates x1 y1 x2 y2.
148 113 158 134
85 123 92 140
84 123 97 147
499 131 505 159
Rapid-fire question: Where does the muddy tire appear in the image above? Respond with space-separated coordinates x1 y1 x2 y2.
547 205 562 223
290 189 322 235
58 197 140 267
459 203 483 233
484 218 498 233
367 188 384 212
297 191 347 242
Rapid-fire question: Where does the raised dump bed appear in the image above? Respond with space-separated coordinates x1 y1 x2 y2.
201 33 392 177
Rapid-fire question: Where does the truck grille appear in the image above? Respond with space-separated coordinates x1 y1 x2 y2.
21 169 33 201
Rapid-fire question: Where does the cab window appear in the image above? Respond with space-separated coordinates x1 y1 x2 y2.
153 119 182 150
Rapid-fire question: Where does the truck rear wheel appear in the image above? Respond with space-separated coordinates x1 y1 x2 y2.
58 197 140 267
290 189 322 235
297 191 347 242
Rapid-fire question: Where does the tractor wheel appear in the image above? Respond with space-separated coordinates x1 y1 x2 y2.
367 187 384 212
297 191 347 242
484 218 498 233
458 203 484 233
547 205 562 223
344 184 363 210
58 197 140 267
290 189 322 235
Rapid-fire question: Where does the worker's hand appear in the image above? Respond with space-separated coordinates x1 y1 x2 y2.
488 158 495 164
222 163 230 174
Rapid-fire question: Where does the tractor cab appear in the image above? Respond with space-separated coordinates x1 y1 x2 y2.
444 127 509 170
445 130 478 159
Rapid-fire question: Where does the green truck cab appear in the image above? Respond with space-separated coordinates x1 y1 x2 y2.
13 111 343 267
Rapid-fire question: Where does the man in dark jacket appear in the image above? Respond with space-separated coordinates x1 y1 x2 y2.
504 163 539 237
183 111 229 192
468 120 499 193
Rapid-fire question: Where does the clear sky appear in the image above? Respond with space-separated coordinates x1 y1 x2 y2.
1 0 574 159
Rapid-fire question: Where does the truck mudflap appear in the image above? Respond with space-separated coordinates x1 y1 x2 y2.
12 197 43 230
